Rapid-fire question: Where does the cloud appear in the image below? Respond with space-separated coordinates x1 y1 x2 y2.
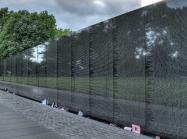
93 0 107 8
0 0 142 30
54 0 140 16
54 0 142 30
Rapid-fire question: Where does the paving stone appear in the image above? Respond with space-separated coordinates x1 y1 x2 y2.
0 91 153 139
0 103 63 139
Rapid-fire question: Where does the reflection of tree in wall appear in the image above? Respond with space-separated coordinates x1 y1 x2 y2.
71 30 89 77
45 42 57 77
144 2 187 77
26 48 38 77
114 8 145 78
116 1 187 78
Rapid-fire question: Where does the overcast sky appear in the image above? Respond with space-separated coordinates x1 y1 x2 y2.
0 0 160 31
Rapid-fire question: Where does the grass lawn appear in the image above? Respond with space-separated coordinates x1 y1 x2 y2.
0 76 186 107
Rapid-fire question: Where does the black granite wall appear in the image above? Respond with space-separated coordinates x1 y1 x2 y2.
0 0 187 138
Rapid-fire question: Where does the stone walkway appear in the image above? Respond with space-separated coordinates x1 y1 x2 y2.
0 91 153 139
0 101 63 139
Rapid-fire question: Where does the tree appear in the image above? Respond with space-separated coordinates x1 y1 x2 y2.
55 28 72 39
0 8 71 58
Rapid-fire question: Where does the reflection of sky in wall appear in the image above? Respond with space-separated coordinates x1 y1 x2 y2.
30 45 46 63
37 45 46 63
0 0 164 31
134 47 150 60
170 51 179 59
146 28 168 47
30 47 37 63
167 0 187 9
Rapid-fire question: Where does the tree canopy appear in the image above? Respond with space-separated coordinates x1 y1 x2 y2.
0 7 71 58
